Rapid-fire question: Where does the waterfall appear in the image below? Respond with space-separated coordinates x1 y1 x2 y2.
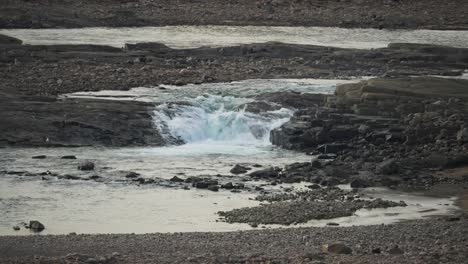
153 95 293 145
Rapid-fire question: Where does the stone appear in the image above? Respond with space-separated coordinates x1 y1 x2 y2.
13 226 20 231
376 159 398 175
207 185 220 192
78 161 95 171
125 171 140 178
320 177 340 186
371 248 381 254
193 179 218 189
307 184 321 189
170 176 185 182
221 182 234 189
317 154 337 160
230 164 250 174
325 243 352 254
29 221 45 232
350 178 370 188
249 167 280 178
32 155 47 159
0 34 23 45
61 155 77 159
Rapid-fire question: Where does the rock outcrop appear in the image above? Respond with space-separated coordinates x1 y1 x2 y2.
270 76 468 188
0 95 169 147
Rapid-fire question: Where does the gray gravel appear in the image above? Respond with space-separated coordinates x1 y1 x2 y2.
0 217 467 263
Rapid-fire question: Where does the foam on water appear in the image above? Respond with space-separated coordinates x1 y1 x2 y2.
154 94 293 146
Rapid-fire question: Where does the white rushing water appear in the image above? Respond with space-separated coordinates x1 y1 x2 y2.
154 95 293 145
2 26 468 49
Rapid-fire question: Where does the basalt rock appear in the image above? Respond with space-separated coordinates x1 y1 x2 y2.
0 96 169 147
78 161 95 171
0 34 22 45
28 221 45 232
230 164 250 174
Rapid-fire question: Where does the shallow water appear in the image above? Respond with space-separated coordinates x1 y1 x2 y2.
1 26 468 49
0 78 460 235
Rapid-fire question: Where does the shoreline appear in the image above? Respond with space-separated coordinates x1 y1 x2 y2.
1 217 467 263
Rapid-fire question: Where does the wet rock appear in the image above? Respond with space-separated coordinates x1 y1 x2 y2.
320 177 340 186
325 243 352 254
249 167 280 178
0 34 22 45
32 155 47 159
350 178 370 188
61 155 77 159
326 222 340 226
307 184 321 190
237 101 281 113
88 175 100 180
59 175 82 180
371 248 382 254
29 221 45 232
174 79 187 86
317 154 337 160
230 164 250 174
376 159 398 175
221 182 234 189
125 171 140 179
170 176 185 182
12 226 20 231
193 179 219 189
78 161 95 171
207 185 220 192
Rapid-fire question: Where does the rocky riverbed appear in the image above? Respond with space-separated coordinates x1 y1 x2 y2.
1 216 467 263
2 26 468 263
1 0 467 30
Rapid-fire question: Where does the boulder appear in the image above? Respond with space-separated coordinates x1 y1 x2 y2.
207 185 220 192
0 34 22 45
29 221 45 232
61 155 77 159
221 182 234 189
249 167 280 178
350 178 370 188
32 155 47 159
230 164 250 174
78 161 95 171
170 176 185 183
125 171 140 178
193 179 218 189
